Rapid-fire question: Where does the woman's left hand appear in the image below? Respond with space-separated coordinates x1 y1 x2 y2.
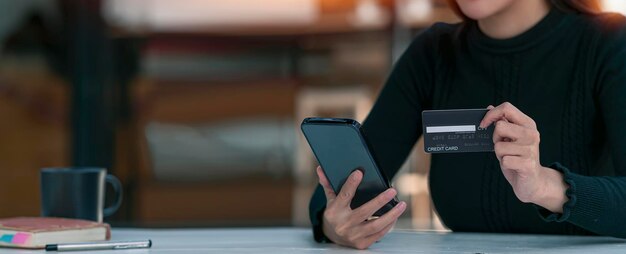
480 102 569 213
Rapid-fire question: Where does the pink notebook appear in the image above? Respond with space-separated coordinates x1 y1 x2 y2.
0 217 110 249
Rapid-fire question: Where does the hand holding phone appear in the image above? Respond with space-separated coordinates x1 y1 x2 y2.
302 118 407 249
301 117 398 214
315 166 407 249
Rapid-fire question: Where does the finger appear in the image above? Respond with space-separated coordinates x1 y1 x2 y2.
351 188 397 223
493 120 539 146
494 142 530 162
351 214 397 250
492 120 526 143
316 166 337 201
362 202 406 235
480 102 536 129
336 170 363 208
487 105 495 109
501 155 535 174
364 219 395 243
351 220 395 250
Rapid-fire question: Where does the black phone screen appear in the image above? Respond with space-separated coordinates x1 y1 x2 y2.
301 118 397 216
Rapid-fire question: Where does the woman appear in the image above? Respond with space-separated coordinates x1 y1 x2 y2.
308 0 626 249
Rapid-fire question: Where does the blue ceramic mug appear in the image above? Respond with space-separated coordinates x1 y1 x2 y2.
40 168 123 223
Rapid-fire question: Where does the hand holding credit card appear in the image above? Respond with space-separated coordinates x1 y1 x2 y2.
422 109 495 153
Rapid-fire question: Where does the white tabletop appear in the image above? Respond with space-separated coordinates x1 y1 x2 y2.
4 227 626 253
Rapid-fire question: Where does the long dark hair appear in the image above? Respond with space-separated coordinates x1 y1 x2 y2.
446 0 602 21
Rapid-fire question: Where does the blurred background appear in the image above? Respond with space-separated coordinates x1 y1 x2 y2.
0 0 624 230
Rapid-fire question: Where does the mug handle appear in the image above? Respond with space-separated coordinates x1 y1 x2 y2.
103 174 123 217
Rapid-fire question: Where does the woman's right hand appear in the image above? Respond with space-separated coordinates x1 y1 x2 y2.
316 166 407 250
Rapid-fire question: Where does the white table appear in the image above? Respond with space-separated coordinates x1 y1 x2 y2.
4 228 626 253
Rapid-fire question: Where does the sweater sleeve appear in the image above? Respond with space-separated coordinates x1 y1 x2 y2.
308 25 439 242
537 14 626 238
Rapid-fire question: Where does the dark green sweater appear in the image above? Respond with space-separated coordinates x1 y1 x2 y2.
309 7 626 241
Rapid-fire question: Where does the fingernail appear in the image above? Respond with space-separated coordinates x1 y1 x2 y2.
386 189 397 198
352 170 362 180
397 201 406 210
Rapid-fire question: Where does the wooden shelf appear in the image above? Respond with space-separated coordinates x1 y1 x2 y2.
110 13 392 38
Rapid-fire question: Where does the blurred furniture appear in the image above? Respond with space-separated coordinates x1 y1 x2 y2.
0 55 70 218
129 79 297 226
110 0 395 226
0 0 67 219
0 0 59 46
105 0 392 36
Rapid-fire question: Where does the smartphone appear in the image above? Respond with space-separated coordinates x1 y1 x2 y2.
301 117 398 217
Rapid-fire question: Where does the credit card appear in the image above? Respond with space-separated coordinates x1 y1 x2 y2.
422 109 494 153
